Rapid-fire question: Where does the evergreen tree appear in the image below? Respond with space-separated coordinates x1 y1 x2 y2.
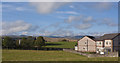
20 37 27 49
34 36 45 50
27 36 34 48
2 36 15 49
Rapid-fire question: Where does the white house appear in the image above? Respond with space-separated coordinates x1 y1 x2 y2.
76 33 120 54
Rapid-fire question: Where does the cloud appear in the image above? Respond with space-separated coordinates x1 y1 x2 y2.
74 23 92 29
37 26 116 36
83 16 94 23
51 28 74 36
2 4 30 12
99 18 117 26
30 2 69 14
65 15 96 23
72 2 114 12
64 15 83 23
38 27 74 36
93 2 112 11
2 0 119 2
64 15 117 30
2 4 13 8
56 11 78 15
15 7 26 11
64 15 96 30
2 20 38 35
69 5 74 8
21 31 28 35
86 31 118 36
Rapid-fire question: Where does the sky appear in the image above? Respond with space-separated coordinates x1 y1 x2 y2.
1 2 118 36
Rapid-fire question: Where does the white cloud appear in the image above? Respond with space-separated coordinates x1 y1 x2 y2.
15 7 26 11
69 5 74 8
72 2 114 12
64 15 96 30
65 15 96 23
74 23 92 29
2 4 13 8
21 31 28 35
83 16 93 23
51 28 74 36
65 15 83 23
30 2 69 14
100 18 117 26
86 31 118 36
2 20 38 35
92 2 113 11
64 15 117 30
2 4 30 12
2 0 119 2
38 28 74 36
56 11 78 14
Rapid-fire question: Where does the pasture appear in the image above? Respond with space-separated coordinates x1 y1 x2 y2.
45 42 77 48
2 42 118 61
2 50 118 61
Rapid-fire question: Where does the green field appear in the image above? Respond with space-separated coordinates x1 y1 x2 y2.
2 50 118 61
2 42 119 61
45 42 77 48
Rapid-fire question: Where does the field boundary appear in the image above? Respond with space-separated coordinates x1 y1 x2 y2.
63 49 118 57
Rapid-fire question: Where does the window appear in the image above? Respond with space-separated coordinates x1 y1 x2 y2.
109 42 111 45
106 42 108 45
99 42 101 45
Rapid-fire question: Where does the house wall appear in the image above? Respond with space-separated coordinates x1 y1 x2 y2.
96 47 102 49
104 40 112 52
78 36 96 52
96 41 103 47
113 35 120 52
104 40 112 47
96 41 104 52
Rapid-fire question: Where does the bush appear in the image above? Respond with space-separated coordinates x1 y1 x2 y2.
83 52 96 54
61 39 68 42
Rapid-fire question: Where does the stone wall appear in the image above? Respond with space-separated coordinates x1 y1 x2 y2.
88 52 118 57
63 49 118 57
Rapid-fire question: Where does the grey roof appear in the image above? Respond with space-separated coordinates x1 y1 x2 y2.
86 36 95 39
82 35 95 40
95 33 120 41
78 35 95 41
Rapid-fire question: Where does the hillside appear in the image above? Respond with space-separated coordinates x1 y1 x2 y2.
44 37 77 42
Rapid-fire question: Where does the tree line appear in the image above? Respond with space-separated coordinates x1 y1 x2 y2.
2 36 45 50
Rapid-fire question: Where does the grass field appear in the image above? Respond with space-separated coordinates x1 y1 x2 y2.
2 50 118 61
45 42 77 48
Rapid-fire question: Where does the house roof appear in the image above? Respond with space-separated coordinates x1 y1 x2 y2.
78 35 95 41
95 33 120 41
82 35 95 40
86 36 95 39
